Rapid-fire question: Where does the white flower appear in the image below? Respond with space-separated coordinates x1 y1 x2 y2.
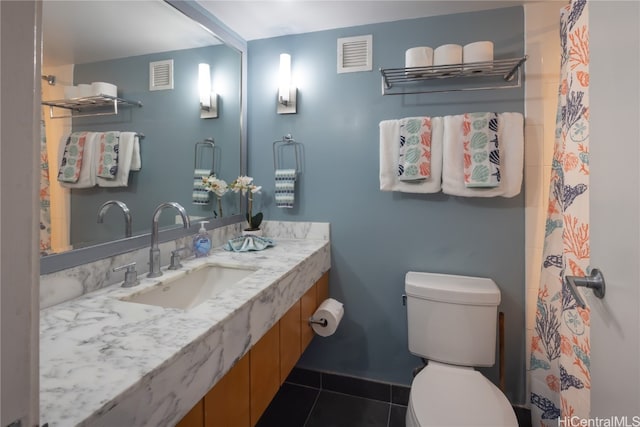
202 175 228 198
230 176 261 196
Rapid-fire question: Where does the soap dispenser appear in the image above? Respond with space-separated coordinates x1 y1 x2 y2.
193 221 212 258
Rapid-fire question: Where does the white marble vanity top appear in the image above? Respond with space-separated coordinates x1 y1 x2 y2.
40 236 330 426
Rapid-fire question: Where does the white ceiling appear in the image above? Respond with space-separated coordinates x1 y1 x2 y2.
196 1 529 41
42 1 220 67
42 0 534 68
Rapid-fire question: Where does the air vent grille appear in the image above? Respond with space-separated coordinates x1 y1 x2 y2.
337 35 372 73
149 59 173 91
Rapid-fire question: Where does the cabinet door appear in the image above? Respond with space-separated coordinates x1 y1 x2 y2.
250 325 280 426
300 281 318 351
316 271 329 305
176 399 204 427
279 300 301 384
204 353 250 427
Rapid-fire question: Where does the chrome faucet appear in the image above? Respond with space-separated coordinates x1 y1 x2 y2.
97 200 132 237
148 202 190 278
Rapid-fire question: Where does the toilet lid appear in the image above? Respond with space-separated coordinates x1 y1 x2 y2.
409 362 517 427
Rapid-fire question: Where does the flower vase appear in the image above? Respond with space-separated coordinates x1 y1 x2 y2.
242 228 263 237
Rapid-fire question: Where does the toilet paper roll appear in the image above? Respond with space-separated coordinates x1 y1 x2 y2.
63 85 79 100
434 44 463 66
405 47 433 77
91 82 118 98
463 41 494 72
433 44 463 75
77 84 92 98
310 298 344 337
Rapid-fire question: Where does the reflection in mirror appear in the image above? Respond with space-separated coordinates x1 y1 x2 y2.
40 0 243 258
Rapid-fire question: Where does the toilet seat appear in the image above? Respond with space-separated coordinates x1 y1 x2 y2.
406 361 518 427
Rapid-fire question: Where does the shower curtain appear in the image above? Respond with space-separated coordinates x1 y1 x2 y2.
530 0 590 424
40 113 52 255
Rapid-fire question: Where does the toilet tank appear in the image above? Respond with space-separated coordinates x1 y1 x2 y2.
405 272 501 367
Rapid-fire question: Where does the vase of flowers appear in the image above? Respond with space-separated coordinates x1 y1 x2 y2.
201 175 228 218
230 175 262 234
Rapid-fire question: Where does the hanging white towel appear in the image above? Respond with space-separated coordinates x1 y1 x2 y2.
97 132 136 187
275 169 297 208
442 112 523 197
130 136 141 171
379 117 443 193
57 132 100 188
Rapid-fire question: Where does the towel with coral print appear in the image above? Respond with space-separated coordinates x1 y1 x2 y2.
462 112 500 187
97 131 120 179
398 117 431 181
57 132 88 183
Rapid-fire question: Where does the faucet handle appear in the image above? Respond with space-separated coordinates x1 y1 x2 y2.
113 262 140 288
169 247 188 270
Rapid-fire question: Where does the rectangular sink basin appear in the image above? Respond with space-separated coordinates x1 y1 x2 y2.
120 264 256 310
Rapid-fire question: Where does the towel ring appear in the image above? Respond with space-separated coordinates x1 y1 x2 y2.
273 134 302 173
194 138 215 171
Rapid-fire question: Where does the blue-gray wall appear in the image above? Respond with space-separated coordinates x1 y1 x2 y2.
247 7 526 404
70 44 241 247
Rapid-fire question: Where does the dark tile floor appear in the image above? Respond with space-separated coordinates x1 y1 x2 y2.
256 382 407 427
256 368 532 427
256 368 407 427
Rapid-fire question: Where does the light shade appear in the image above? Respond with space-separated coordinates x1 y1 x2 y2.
277 53 297 114
279 54 291 104
199 63 211 108
198 63 217 119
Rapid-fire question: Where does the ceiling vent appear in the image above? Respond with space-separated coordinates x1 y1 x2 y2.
337 35 372 74
149 59 174 91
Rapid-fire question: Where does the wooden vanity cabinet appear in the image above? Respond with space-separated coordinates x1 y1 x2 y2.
180 271 329 427
279 300 302 385
203 353 250 427
249 324 280 425
176 400 204 427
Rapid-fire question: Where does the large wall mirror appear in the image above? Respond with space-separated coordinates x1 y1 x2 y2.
40 1 246 274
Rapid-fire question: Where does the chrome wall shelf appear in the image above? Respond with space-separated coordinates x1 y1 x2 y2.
380 56 527 96
41 94 143 119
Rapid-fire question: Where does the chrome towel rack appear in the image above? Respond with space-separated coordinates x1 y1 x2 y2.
194 138 216 171
379 56 527 96
273 134 302 173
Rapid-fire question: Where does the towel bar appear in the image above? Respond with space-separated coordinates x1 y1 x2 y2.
194 138 215 171
273 134 302 173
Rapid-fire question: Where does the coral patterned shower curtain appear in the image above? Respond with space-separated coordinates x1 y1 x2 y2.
40 112 52 255
530 0 590 424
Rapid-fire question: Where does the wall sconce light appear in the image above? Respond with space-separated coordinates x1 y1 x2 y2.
277 53 297 114
199 63 218 119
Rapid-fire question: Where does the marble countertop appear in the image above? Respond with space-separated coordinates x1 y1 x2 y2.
40 237 330 427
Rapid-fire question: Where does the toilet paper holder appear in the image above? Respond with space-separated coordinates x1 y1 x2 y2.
308 317 328 327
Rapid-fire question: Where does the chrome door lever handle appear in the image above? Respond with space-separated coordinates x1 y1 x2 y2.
564 268 606 309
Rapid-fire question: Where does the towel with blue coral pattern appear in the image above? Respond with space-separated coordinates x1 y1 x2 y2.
398 117 431 181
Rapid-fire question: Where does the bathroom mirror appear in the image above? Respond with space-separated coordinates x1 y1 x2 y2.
40 1 246 273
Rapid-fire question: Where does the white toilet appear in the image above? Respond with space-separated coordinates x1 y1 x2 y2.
404 271 518 427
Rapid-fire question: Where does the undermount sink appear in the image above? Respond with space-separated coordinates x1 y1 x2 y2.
120 263 257 310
